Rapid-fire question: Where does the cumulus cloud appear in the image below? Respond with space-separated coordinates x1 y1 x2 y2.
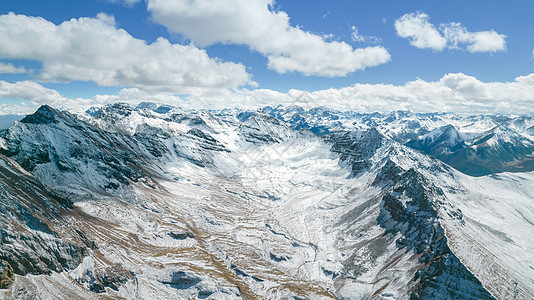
0 80 69 105
394 12 446 51
181 73 534 114
146 0 390 77
441 22 506 53
306 73 534 113
0 12 252 92
0 80 132 115
0 80 91 114
395 12 506 53
4 73 534 115
88 73 534 114
0 62 26 74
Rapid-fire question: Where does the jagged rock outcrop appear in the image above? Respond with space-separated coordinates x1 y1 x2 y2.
0 260 14 289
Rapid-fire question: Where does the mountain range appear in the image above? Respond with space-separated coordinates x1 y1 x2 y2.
0 103 533 299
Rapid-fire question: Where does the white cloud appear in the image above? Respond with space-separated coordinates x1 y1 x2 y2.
0 62 26 74
441 22 506 53
395 12 446 51
183 73 534 114
0 80 69 105
146 0 391 77
0 12 252 92
0 80 121 115
308 73 534 113
4 73 534 115
0 103 34 115
92 73 534 114
351 26 366 42
395 12 506 53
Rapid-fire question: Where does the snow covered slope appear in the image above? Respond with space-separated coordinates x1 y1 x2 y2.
0 103 532 299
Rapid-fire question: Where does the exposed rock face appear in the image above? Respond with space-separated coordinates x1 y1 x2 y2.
0 105 158 197
76 264 134 293
0 260 14 289
375 166 493 299
330 128 385 175
19 105 58 125
0 154 92 277
238 110 296 145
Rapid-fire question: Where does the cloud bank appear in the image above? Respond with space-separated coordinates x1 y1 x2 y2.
0 12 252 92
189 73 534 113
395 12 506 53
3 73 534 115
0 80 95 115
147 0 390 77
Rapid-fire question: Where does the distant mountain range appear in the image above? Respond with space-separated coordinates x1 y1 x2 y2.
0 103 533 299
262 106 534 176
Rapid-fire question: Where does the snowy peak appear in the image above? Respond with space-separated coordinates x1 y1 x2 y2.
406 123 534 176
426 124 463 144
97 102 133 117
472 124 527 148
383 109 416 122
0 106 167 197
253 104 534 177
408 124 467 155
469 125 534 169
238 110 296 144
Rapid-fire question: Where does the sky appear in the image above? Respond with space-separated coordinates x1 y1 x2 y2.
0 0 533 114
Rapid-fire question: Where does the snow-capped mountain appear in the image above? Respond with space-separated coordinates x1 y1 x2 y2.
406 124 468 154
405 123 534 176
0 103 533 299
262 106 534 176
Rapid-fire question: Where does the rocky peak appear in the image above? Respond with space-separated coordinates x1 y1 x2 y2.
20 105 59 124
95 102 133 118
384 110 415 122
237 109 302 146
329 127 386 175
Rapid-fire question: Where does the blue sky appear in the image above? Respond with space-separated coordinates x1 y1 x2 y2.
0 0 533 114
